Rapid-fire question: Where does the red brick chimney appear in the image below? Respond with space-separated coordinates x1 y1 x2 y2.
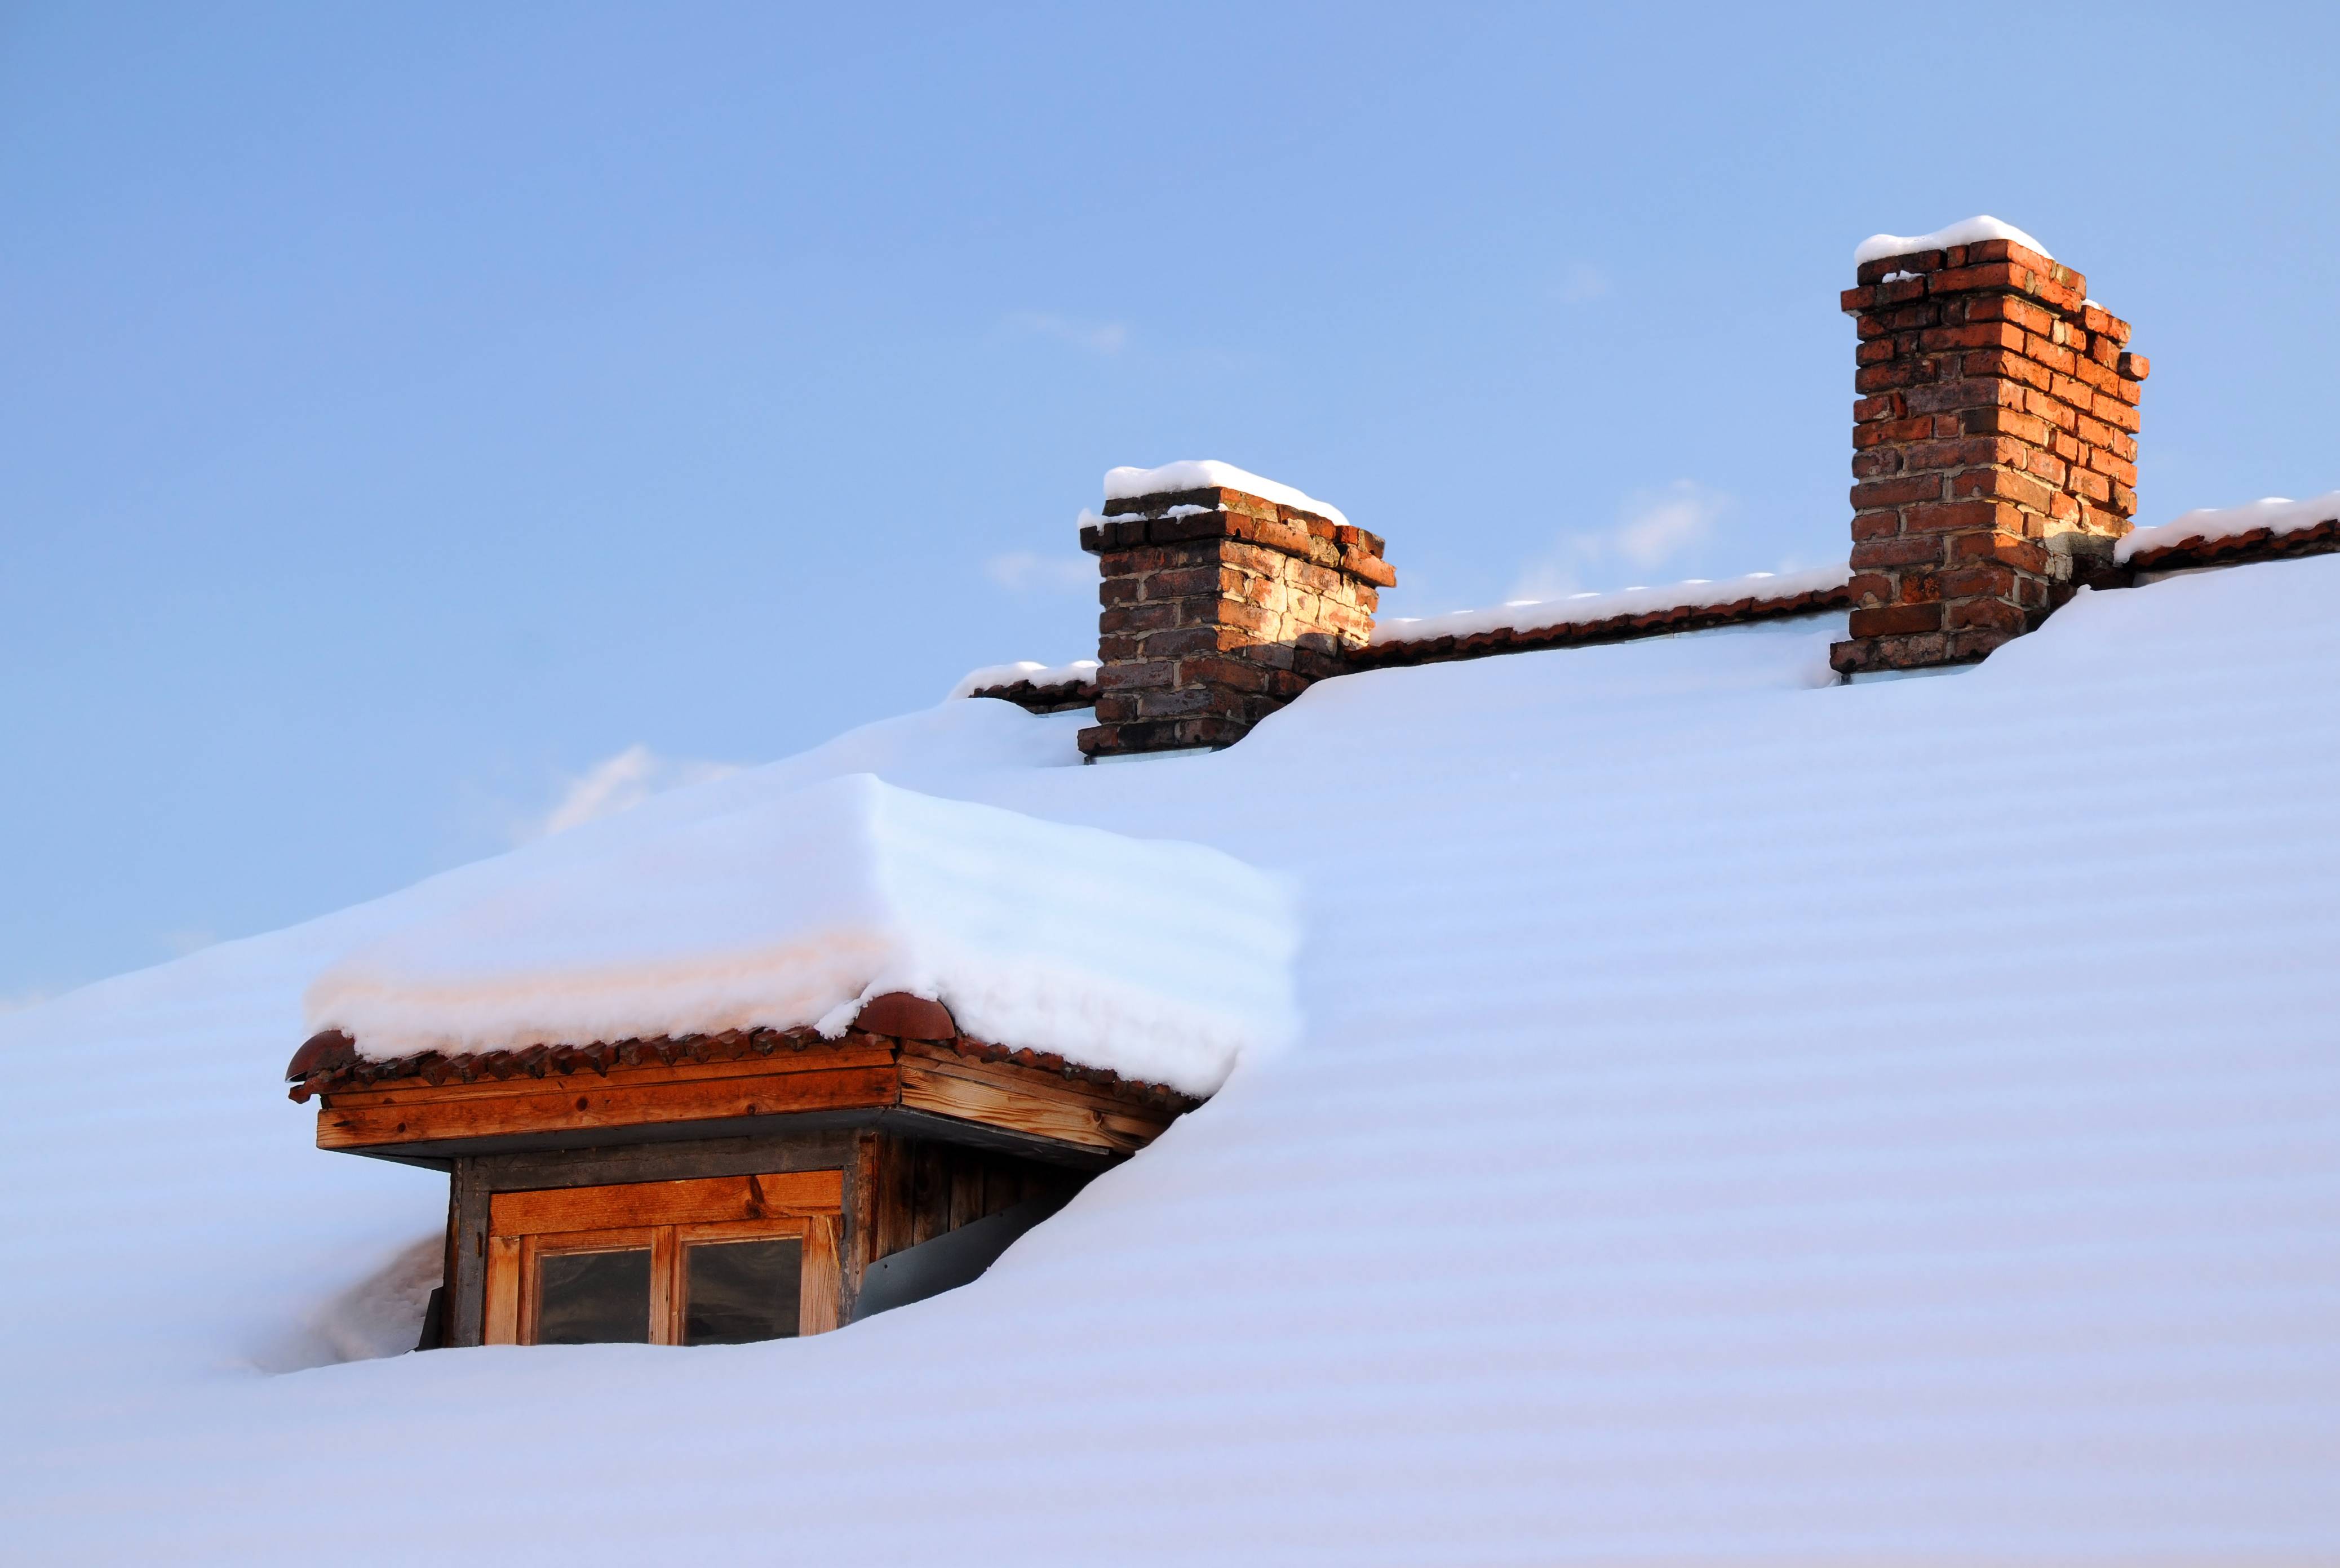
1831 220 2148 678
1077 461 1393 761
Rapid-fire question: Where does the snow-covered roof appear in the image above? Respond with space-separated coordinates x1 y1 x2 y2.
1371 563 1851 647
2116 490 2340 565
305 773 1292 1098
945 571 1856 700
3 550 2338 1559
946 658 1099 701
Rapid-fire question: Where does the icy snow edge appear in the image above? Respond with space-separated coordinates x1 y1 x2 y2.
1372 564 1851 646
304 774 1298 1097
1104 460 1350 527
1855 215 2051 265
948 659 1100 701
2115 491 2340 564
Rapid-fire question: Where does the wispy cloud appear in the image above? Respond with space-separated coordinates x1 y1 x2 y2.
1513 480 1732 601
522 745 737 842
1555 263 1611 303
0 988 52 1015
1004 310 1129 354
1612 482 1726 568
984 550 1094 594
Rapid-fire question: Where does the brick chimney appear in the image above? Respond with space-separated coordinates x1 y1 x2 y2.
1076 462 1394 761
1831 224 2148 678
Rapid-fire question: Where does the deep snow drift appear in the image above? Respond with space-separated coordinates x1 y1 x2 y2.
308 772 1295 1095
2 561 2337 1565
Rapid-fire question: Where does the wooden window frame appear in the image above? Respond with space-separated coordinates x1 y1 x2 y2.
483 1170 842 1346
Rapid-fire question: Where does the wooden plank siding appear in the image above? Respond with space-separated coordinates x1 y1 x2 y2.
317 1036 1185 1159
317 1062 899 1149
876 1134 1083 1260
898 1058 1166 1156
848 1131 885 1300
490 1170 845 1234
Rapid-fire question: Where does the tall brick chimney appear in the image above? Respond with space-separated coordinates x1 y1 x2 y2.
1831 222 2148 678
1076 462 1394 761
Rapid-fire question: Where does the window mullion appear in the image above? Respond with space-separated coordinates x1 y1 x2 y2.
650 1226 680 1345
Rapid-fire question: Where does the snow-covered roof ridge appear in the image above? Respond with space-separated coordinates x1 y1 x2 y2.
2115 490 2340 566
1854 215 2051 266
1370 563 1852 649
947 659 1100 702
302 773 1297 1097
1103 460 1349 527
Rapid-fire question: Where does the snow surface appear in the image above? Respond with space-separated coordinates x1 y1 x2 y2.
2116 490 2340 563
3 560 2339 1563
1372 563 1850 646
1855 215 2052 265
307 774 1293 1096
1101 459 1350 526
946 657 1099 701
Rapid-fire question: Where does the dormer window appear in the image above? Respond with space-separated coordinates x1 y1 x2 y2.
484 1172 843 1345
287 996 1196 1345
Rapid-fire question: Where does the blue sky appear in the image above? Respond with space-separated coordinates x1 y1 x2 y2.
5 1 2336 1001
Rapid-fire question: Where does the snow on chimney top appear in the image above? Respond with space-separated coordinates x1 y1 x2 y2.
1076 463 1393 761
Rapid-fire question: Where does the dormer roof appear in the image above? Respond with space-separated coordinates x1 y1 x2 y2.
297 773 1297 1100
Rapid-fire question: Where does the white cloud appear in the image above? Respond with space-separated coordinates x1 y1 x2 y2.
1556 263 1611 303
985 550 1095 594
525 745 737 842
1004 310 1129 354
1613 481 1726 567
0 988 52 1015
1512 480 1732 600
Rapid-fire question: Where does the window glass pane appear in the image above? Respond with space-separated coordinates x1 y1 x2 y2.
684 1238 802 1346
535 1247 652 1345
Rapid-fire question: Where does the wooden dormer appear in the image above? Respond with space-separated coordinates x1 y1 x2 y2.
287 993 1200 1349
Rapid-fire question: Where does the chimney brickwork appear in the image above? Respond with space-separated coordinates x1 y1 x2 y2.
1832 238 2148 677
1077 485 1393 760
